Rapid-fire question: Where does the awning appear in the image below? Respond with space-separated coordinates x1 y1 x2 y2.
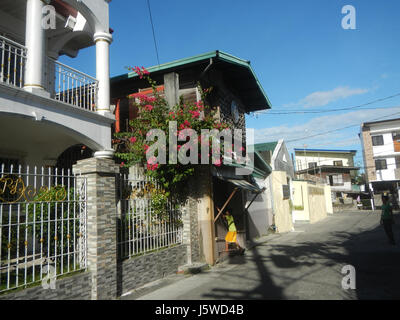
216 176 263 193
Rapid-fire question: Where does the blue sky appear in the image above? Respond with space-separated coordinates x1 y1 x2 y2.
61 0 400 170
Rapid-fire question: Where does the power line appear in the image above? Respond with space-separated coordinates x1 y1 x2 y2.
254 92 400 115
285 111 400 143
146 0 160 67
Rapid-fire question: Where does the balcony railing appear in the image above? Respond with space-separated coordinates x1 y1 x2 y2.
47 59 99 112
0 35 99 112
0 35 27 89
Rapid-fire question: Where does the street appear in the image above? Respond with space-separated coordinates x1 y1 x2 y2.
124 210 400 300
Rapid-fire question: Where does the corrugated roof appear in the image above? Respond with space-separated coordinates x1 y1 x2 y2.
294 148 357 154
111 50 272 112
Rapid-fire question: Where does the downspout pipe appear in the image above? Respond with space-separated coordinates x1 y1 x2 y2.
200 58 214 81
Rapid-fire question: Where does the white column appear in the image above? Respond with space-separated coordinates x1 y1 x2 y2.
94 32 113 115
24 0 47 95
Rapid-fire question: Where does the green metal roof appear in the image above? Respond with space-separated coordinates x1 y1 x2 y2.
254 142 279 153
111 50 272 111
223 153 272 180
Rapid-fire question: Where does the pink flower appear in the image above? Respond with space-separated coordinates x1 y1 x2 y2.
141 66 150 75
214 159 222 167
191 111 200 119
130 137 137 144
120 162 125 168
147 156 157 165
145 104 154 111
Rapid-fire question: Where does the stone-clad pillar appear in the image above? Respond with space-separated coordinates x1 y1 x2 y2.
73 157 119 300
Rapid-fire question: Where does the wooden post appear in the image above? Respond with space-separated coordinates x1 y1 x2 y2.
164 72 179 108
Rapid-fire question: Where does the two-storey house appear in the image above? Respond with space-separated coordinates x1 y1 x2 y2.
361 118 400 201
0 0 114 170
294 148 359 201
111 50 272 265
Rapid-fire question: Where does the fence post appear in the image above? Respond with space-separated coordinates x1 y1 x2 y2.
73 157 119 300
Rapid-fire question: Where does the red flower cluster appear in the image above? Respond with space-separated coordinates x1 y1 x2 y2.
147 156 159 171
130 66 150 79
144 104 154 111
188 110 201 119
130 137 137 144
179 120 192 130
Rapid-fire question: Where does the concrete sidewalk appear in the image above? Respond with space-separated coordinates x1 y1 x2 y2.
122 210 400 300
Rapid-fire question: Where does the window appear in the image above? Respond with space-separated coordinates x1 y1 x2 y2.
372 135 384 146
282 185 290 200
309 162 318 169
333 160 343 166
332 174 343 185
327 175 344 186
375 159 387 170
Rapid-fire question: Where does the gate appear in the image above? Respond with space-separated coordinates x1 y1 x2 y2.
0 164 87 293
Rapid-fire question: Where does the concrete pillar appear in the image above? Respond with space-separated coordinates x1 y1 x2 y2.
182 166 216 265
197 166 216 265
73 157 119 300
24 0 47 95
94 32 113 115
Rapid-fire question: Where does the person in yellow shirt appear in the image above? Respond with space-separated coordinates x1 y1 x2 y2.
222 208 245 254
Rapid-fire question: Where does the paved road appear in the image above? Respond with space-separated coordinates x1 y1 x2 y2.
124 210 400 300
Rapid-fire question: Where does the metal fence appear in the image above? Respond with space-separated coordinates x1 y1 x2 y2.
0 35 26 89
0 164 87 293
118 167 183 260
48 58 99 111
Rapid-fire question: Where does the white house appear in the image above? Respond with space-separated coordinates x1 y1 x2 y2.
0 0 114 169
248 140 296 234
294 148 359 200
361 118 400 200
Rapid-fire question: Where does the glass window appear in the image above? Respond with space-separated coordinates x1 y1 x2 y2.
372 135 384 146
309 162 317 168
375 159 387 170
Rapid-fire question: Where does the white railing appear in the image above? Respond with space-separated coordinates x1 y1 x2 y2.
0 164 87 293
118 167 183 259
48 58 98 112
0 35 27 89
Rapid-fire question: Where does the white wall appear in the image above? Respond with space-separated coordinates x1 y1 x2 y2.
295 152 354 172
370 121 400 181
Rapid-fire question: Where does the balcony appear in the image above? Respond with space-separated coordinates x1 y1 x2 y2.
0 34 98 112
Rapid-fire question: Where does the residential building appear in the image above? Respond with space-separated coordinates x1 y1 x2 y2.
361 118 400 202
111 50 272 265
0 0 114 169
294 148 359 200
251 140 295 233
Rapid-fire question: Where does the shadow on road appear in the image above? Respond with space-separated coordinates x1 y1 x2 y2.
202 213 400 300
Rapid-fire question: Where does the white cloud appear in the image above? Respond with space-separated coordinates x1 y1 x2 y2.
249 107 400 151
292 86 369 108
